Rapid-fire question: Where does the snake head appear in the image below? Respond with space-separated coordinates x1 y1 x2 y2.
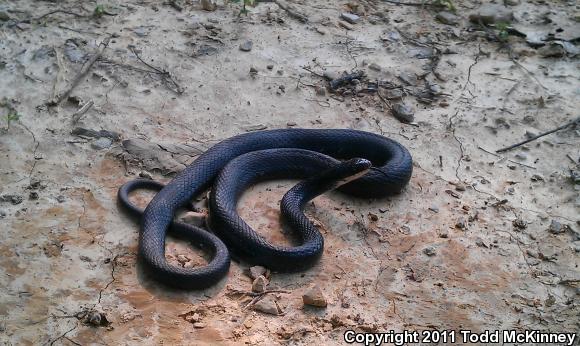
328 158 372 188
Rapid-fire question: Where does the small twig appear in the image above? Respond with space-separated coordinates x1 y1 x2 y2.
129 46 184 94
382 0 438 6
50 36 112 106
496 117 580 153
272 0 308 23
71 100 94 124
477 146 537 169
15 9 87 26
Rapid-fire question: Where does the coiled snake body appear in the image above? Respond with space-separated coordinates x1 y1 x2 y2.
118 129 412 289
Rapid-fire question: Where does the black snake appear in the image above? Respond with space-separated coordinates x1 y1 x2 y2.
118 129 412 289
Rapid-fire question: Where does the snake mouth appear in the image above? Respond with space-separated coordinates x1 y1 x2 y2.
332 158 372 187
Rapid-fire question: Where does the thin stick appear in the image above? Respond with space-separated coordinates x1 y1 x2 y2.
273 0 308 23
50 36 111 106
71 100 94 124
477 146 536 169
496 117 580 153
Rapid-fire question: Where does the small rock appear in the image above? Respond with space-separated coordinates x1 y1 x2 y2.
267 64 274 70
338 21 354 30
179 211 206 228
56 195 65 203
504 0 520 5
0 11 11 21
428 206 439 213
423 247 436 256
302 285 327 307
249 265 269 280
538 43 566 58
133 26 149 37
469 4 514 24
391 103 414 123
239 40 253 52
287 121 297 127
512 218 527 230
455 217 467 230
475 237 488 248
252 275 268 293
139 171 153 180
315 86 327 96
91 137 113 150
193 322 206 328
249 66 258 74
86 311 110 327
548 220 564 234
398 72 418 86
29 191 39 200
384 89 403 100
340 12 360 24
455 183 466 191
0 210 6 219
200 0 217 11
176 254 190 266
436 11 460 25
439 230 448 238
368 63 381 72
315 27 327 35
253 295 280 315
531 174 544 182
0 194 23 205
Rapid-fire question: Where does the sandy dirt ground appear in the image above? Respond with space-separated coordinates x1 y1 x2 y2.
0 0 579 345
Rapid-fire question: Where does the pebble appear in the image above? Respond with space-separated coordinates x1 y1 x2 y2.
253 295 280 315
0 210 6 219
139 171 153 180
338 21 354 30
531 174 544 182
287 121 297 127
439 230 448 238
391 103 415 123
239 40 253 52
548 220 564 234
455 183 466 191
538 43 566 58
249 265 269 280
201 0 217 11
91 137 113 150
436 11 460 25
340 12 360 24
267 64 274 70
179 211 206 228
249 66 258 74
512 218 527 230
56 195 66 203
302 285 327 307
423 247 436 256
0 194 23 205
514 153 527 161
384 89 403 100
252 275 268 293
428 206 439 213
315 86 327 96
29 191 39 200
368 63 381 71
469 4 514 24
455 217 467 230
0 11 11 21
315 27 327 35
